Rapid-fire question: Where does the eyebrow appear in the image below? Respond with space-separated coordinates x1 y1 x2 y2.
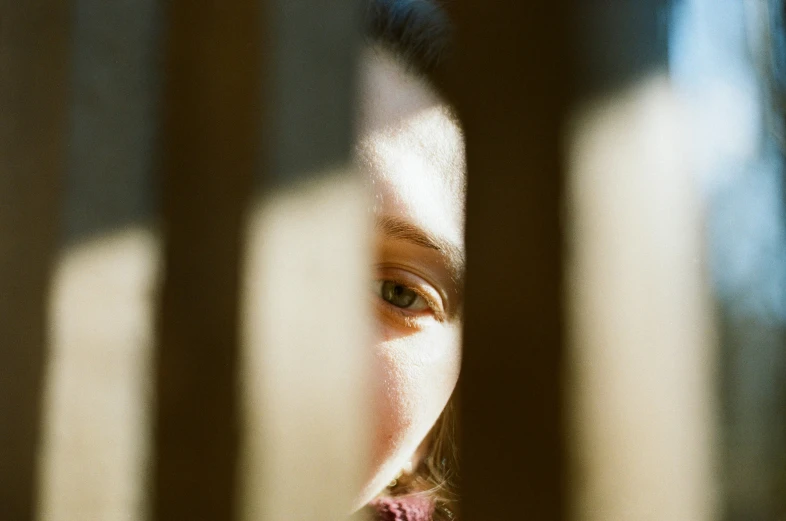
375 215 465 284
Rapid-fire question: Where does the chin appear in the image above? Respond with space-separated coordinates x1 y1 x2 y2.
352 460 398 512
352 415 432 511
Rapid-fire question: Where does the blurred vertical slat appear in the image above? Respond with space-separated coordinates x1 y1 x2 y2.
567 80 716 521
151 0 259 519
0 0 71 519
445 4 571 521
240 1 369 520
36 1 162 518
567 3 717 521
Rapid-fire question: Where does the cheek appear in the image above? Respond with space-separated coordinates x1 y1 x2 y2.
370 323 461 471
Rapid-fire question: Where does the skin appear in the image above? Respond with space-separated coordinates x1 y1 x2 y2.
354 48 466 507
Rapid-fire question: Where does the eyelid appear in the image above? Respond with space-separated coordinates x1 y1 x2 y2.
375 242 459 314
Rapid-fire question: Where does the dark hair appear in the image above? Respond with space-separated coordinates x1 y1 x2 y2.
364 0 453 77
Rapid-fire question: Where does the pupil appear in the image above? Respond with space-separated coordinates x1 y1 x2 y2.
382 281 417 308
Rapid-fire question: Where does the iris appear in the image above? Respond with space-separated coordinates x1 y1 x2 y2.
380 281 419 308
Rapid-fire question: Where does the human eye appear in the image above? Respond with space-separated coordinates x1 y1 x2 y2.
375 280 430 312
372 267 447 324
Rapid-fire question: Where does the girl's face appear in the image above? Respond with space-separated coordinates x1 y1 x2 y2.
355 49 465 505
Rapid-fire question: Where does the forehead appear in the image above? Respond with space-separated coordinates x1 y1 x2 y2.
356 48 466 247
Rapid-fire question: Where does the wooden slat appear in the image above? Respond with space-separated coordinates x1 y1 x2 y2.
445 4 571 521
36 0 161 517
0 0 71 519
566 4 717 521
150 0 259 518
240 1 368 519
567 78 716 521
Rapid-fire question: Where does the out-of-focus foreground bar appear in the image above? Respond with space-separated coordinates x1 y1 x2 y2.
445 4 571 521
0 1 71 520
240 0 368 519
568 2 716 521
151 0 259 519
